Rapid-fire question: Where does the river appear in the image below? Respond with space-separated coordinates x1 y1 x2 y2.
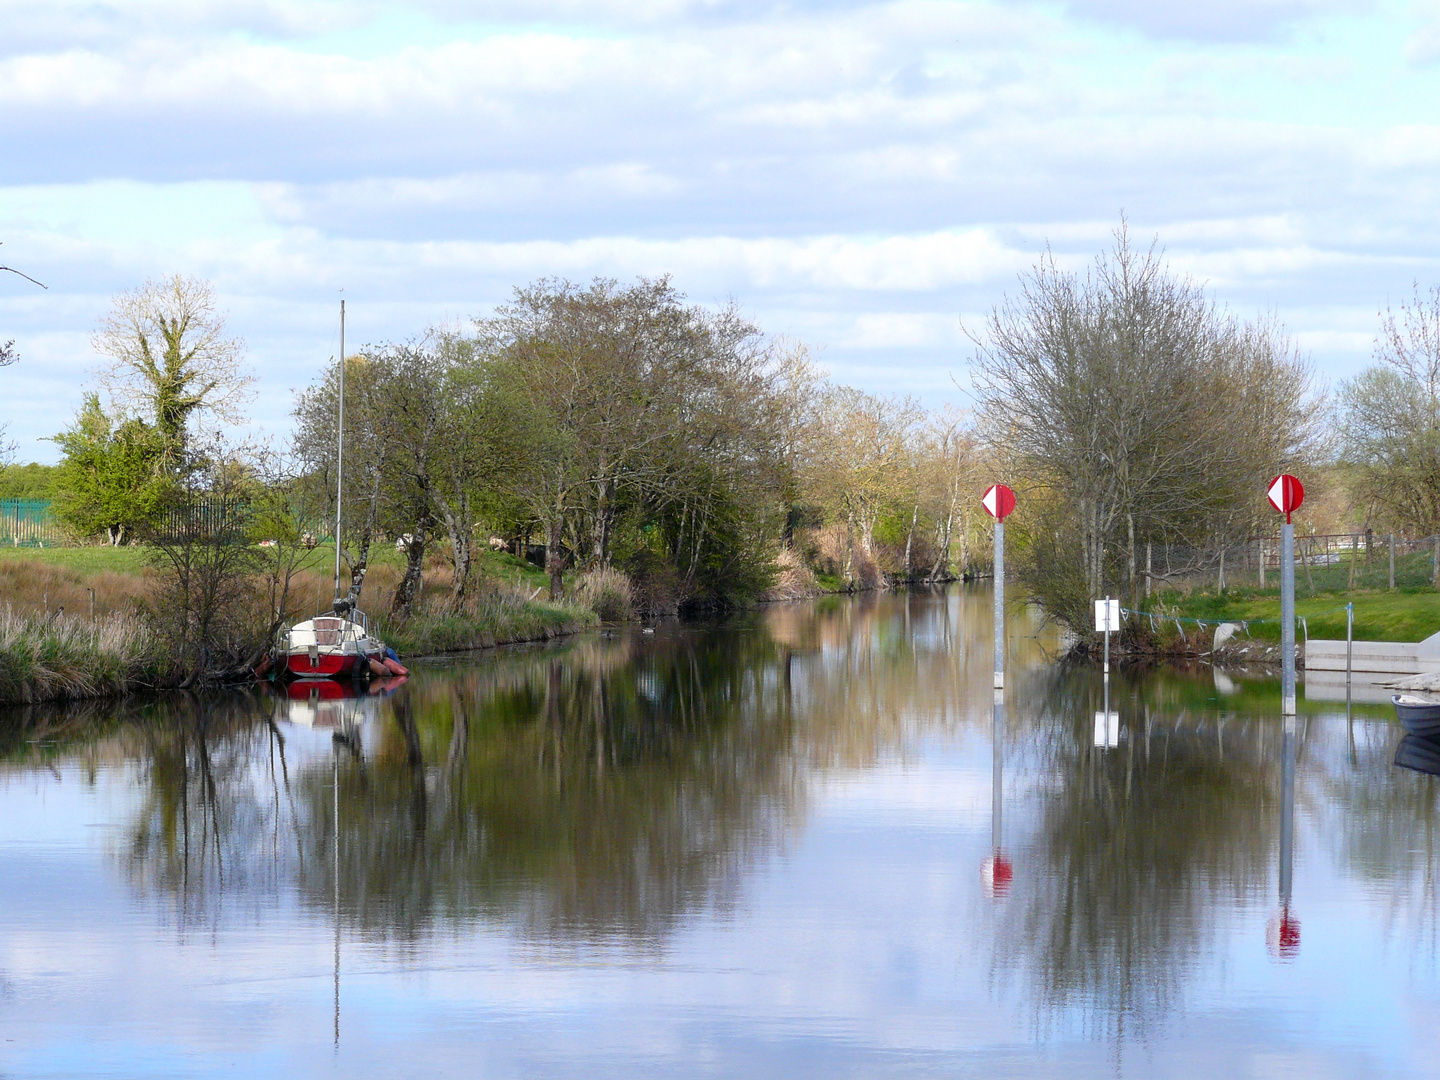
1 587 1436 1077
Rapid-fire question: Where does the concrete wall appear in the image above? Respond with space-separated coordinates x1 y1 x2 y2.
1305 631 1440 674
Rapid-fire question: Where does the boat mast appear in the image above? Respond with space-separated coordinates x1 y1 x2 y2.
334 300 344 606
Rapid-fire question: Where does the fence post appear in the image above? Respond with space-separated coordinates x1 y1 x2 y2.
1390 534 1396 590
1259 538 1266 588
1433 535 1439 588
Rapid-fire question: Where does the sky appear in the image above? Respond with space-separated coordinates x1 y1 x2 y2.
3 0 1440 462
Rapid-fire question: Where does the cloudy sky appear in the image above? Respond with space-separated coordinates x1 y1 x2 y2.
2 0 1440 460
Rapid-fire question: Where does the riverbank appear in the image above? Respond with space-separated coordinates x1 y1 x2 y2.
375 598 598 657
0 610 172 705
1065 582 1440 666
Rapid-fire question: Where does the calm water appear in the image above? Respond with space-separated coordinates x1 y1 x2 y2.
2 588 1438 1078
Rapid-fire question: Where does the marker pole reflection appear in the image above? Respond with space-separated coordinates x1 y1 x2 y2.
983 689 1013 900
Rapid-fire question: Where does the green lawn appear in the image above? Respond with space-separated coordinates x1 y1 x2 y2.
1164 586 1440 643
0 545 153 574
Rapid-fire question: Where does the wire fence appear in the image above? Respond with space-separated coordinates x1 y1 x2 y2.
0 498 264 548
1138 531 1440 596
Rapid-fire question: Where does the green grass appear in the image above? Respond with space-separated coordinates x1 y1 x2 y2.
0 545 153 575
1161 585 1440 643
479 549 551 590
0 541 552 582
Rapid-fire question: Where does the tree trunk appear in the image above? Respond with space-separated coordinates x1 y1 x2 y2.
930 508 953 582
345 527 372 609
592 475 612 566
903 503 918 581
1127 513 1136 600
390 515 428 619
546 515 566 600
346 468 383 608
436 491 473 612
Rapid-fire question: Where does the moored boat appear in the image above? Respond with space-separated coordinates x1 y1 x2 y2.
1392 694 1440 737
279 300 405 684
284 604 387 680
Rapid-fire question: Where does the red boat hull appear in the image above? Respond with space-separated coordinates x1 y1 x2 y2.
286 651 367 680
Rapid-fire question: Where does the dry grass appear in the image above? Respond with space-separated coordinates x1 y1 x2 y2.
0 560 153 620
571 565 635 622
760 545 822 602
0 607 169 704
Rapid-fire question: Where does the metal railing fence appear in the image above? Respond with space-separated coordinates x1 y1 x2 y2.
1138 531 1440 595
0 499 72 547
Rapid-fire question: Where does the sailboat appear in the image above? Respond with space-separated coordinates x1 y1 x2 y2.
282 301 396 681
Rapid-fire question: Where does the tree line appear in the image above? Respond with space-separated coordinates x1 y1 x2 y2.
25 274 993 642
15 219 1440 642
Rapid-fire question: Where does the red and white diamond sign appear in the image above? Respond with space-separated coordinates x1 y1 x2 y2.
1267 474 1304 522
982 483 1016 522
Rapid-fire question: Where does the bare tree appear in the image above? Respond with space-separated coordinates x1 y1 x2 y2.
970 222 1321 628
93 275 253 460
1338 283 1440 533
802 386 922 586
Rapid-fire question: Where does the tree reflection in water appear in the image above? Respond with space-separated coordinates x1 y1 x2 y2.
10 588 1440 1047
991 665 1281 1038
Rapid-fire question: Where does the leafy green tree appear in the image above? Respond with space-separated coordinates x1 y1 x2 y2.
51 394 167 544
0 462 59 499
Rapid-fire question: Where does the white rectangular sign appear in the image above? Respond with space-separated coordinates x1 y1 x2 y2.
1094 598 1121 633
1093 711 1120 748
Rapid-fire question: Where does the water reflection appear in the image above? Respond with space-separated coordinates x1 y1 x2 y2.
994 665 1284 1035
6 589 1440 1075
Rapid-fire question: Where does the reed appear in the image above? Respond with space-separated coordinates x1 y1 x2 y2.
0 607 171 704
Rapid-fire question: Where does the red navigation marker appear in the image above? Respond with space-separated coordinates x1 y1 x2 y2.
1267 474 1304 523
982 483 1016 522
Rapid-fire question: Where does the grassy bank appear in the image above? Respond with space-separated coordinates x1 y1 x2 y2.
375 595 598 656
0 609 171 705
0 543 589 703
1155 585 1440 644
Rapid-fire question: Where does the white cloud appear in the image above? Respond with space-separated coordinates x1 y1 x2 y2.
2 0 1439 461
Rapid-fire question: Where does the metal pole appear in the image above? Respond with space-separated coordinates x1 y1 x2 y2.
992 690 1003 855
1389 533 1396 591
993 520 1004 690
1104 594 1111 676
1103 661 1110 745
1345 601 1353 697
333 748 341 1048
1280 717 1295 906
1281 522 1296 717
334 300 345 605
